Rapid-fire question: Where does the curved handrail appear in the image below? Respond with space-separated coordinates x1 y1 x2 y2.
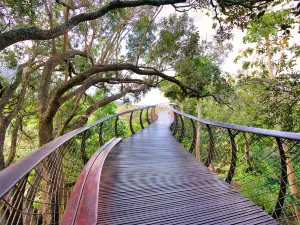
61 137 122 225
170 105 300 140
0 104 156 198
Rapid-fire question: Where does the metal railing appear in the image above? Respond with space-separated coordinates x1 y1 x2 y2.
170 104 300 225
0 105 158 225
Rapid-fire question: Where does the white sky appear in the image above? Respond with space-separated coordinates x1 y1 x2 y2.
136 6 247 105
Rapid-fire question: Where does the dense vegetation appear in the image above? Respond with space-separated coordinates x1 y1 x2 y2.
0 0 299 223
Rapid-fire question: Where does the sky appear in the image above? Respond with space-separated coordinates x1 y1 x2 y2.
136 6 247 105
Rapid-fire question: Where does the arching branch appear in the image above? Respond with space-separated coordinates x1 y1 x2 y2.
70 85 149 130
0 0 185 51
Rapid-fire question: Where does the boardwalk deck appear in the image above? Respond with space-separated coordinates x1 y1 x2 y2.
98 111 279 224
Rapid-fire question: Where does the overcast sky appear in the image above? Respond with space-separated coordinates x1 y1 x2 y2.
137 6 247 105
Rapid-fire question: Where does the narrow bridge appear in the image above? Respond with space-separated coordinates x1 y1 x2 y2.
0 105 299 225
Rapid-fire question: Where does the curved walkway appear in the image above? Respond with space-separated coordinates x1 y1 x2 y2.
98 111 278 224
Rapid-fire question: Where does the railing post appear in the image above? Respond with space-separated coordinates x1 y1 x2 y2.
225 129 237 184
178 115 185 143
130 111 135 135
115 116 119 137
189 119 196 153
140 109 144 129
81 131 89 164
98 122 104 146
172 113 178 136
205 124 215 167
272 137 288 220
146 107 151 125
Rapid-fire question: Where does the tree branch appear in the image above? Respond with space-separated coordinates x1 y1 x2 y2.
0 0 185 50
70 85 148 130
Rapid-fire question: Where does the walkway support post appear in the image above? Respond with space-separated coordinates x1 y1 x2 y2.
146 107 151 125
225 129 237 184
81 131 89 164
98 122 104 146
140 109 144 129
205 124 215 168
130 111 135 135
115 116 119 137
272 137 288 220
178 115 185 143
189 119 196 153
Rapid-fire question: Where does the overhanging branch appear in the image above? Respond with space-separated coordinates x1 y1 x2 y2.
0 0 186 50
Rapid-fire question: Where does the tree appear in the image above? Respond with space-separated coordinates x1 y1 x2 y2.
177 55 232 161
0 6 203 171
0 0 187 50
236 10 300 221
161 81 187 111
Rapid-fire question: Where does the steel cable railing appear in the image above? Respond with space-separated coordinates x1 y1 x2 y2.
0 105 158 225
169 104 300 225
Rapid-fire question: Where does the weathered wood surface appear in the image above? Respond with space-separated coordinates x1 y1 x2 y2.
98 111 279 224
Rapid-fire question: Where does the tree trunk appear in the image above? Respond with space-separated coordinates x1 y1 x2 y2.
5 115 22 167
195 97 201 161
0 118 6 170
179 100 184 112
48 0 56 54
63 5 70 81
242 132 253 171
38 116 59 224
277 123 300 222
38 117 54 147
265 35 274 79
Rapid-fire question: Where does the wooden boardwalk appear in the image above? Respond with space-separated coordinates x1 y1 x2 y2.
97 111 278 224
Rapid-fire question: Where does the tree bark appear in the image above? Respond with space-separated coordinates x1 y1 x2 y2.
38 51 88 119
265 35 274 79
5 116 22 167
0 119 6 170
242 132 253 170
63 3 70 81
0 0 185 50
44 0 56 54
195 97 201 161
179 99 184 112
51 63 198 99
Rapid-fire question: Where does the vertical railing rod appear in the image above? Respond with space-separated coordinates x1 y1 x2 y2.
146 107 151 125
189 119 196 153
115 116 119 137
272 137 288 219
130 111 135 135
140 109 144 129
178 115 185 143
98 122 104 146
225 129 237 184
81 131 89 164
205 124 215 167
